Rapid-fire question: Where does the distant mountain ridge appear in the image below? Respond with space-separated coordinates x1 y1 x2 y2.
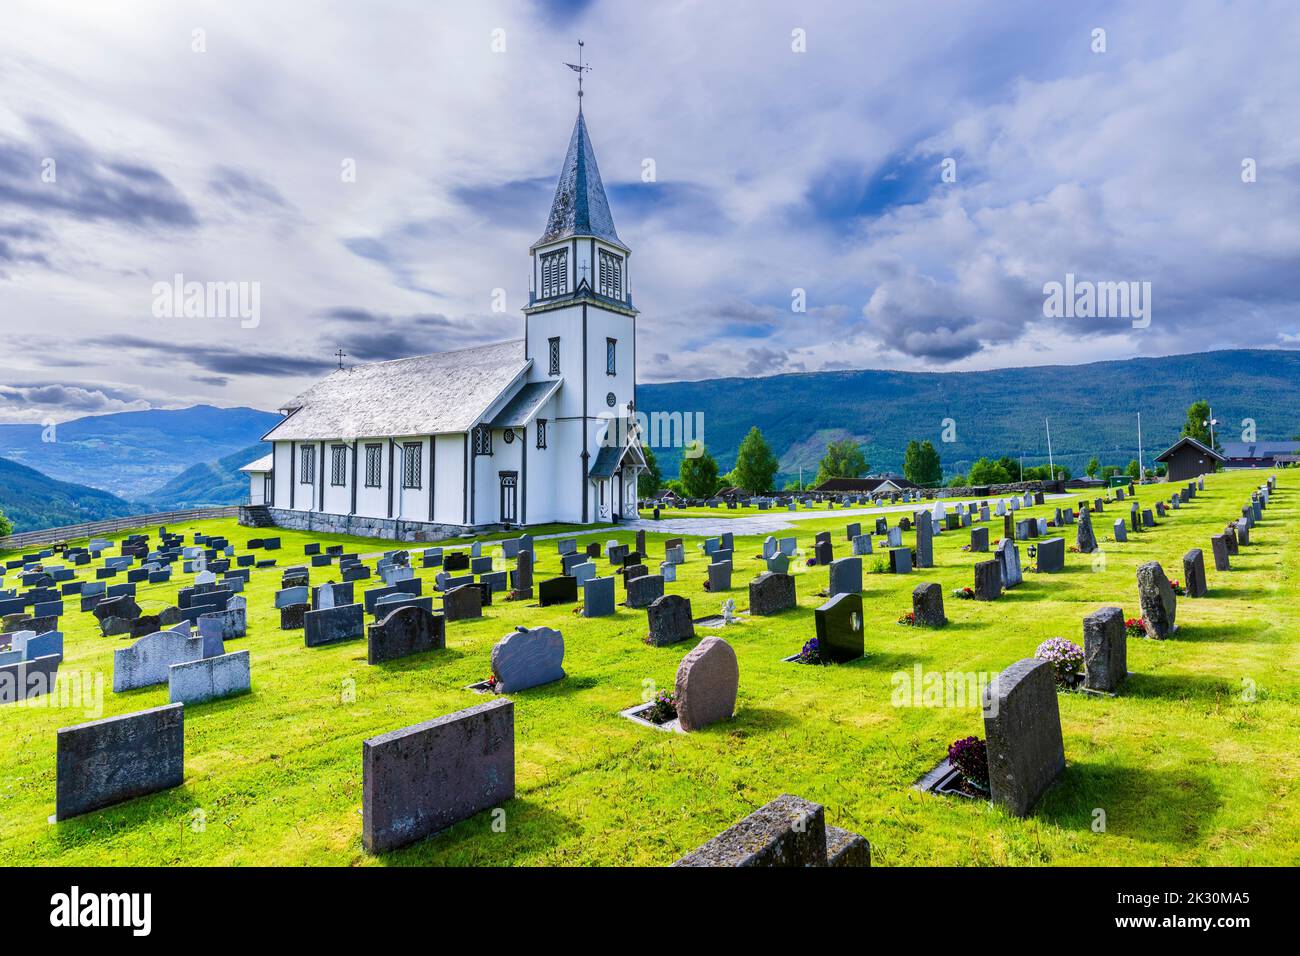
0 405 281 500
0 457 136 533
637 349 1300 482
134 443 265 511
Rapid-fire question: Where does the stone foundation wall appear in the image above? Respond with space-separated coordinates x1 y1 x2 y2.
256 508 501 542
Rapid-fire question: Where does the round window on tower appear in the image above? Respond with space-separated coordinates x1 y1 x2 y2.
606 391 616 408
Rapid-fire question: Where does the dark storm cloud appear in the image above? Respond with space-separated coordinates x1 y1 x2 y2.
87 334 334 377
0 118 198 227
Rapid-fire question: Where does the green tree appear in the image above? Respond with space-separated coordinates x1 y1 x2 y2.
0 507 11 538
815 439 868 485
903 440 943 487
637 445 662 499
679 446 721 498
1101 464 1119 480
732 426 779 494
968 457 1012 485
1085 456 1100 478
1180 399 1221 452
1125 459 1141 478
997 456 1022 482
947 473 968 487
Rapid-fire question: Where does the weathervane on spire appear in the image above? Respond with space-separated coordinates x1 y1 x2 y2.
564 39 591 108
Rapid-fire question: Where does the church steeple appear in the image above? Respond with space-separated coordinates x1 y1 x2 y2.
534 109 625 252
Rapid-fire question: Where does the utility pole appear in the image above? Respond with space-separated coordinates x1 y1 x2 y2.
1137 412 1144 481
1045 418 1055 481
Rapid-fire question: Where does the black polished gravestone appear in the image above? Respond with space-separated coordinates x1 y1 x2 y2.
444 552 470 572
814 592 864 663
538 575 578 607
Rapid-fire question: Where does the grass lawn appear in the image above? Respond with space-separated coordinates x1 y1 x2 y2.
1 469 1296 866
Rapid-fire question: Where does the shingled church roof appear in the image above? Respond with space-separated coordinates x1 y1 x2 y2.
263 339 529 441
534 110 625 251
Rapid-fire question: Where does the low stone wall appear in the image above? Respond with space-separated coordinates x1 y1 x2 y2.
258 507 500 543
925 480 1064 500
0 506 241 552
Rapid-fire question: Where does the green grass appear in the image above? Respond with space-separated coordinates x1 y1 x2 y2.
2 470 1297 866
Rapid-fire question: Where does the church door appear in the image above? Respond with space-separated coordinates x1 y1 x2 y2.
499 471 518 524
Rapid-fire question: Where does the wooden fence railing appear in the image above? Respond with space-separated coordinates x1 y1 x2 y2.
0 506 241 552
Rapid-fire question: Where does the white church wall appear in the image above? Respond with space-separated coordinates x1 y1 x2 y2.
395 436 430 522
321 442 350 516
432 433 466 525
354 437 390 519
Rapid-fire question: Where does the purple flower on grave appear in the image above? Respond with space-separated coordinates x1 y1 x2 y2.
1034 637 1084 687
797 638 822 664
947 736 989 791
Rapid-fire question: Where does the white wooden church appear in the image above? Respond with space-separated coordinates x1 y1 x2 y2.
242 97 646 538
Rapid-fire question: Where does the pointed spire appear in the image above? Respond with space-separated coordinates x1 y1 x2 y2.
535 109 624 250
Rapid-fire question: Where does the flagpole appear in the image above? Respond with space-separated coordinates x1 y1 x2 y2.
1137 412 1144 481
1045 418 1055 480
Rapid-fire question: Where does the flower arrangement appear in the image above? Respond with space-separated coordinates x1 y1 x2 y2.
953 586 975 600
482 673 501 693
1034 637 1084 688
897 610 917 626
1125 617 1147 638
646 689 677 723
795 637 823 665
947 736 990 792
1169 578 1186 596
1068 545 1081 554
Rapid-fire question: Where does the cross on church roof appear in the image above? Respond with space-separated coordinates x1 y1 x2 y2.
335 348 347 370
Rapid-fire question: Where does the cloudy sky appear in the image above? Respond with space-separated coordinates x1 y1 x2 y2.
2 0 1298 423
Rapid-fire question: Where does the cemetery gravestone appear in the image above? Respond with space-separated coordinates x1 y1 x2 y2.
828 557 862 596
815 593 864 663
362 699 514 854
169 650 251 705
973 560 1002 601
982 659 1065 818
444 584 483 622
912 583 946 627
749 572 796 616
491 626 564 692
646 594 695 647
1037 537 1065 573
583 576 616 617
1182 549 1208 598
368 606 445 664
56 704 184 821
1082 606 1127 693
1136 562 1177 638
674 637 739 732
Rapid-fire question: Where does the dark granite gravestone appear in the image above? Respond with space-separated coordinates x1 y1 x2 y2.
636 529 647 555
514 551 533 593
1083 606 1127 693
586 542 601 559
1136 561 1177 638
814 539 833 565
279 603 308 630
55 703 184 820
646 594 694 647
814 592 863 663
561 551 586 575
1223 524 1239 554
673 793 870 867
1235 519 1250 546
444 552 470 572
888 547 911 574
982 658 1065 818
443 584 483 622
970 526 989 553
1076 507 1098 553
491 626 565 692
707 560 733 592
914 511 934 568
912 583 946 627
367 605 445 664
749 572 796 616
1182 548 1208 598
973 559 1002 601
1037 537 1065 573
622 563 648 582
674 637 738 732
93 594 140 622
626 573 665 609
828 556 862 596
1210 534 1231 571
303 603 364 647
583 576 616 617
361 699 514 854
